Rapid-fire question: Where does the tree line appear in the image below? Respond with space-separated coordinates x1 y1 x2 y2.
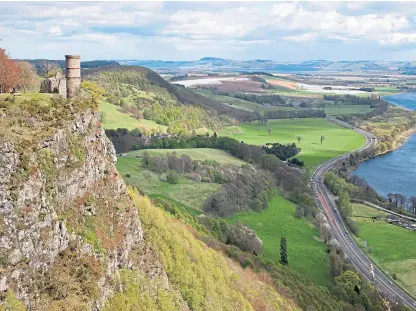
264 109 326 119
215 91 287 106
137 133 303 163
323 94 382 106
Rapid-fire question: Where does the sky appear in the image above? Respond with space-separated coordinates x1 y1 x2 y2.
2 1 416 62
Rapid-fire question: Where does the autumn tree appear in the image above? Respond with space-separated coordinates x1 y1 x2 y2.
0 48 21 93
16 61 38 92
280 237 288 266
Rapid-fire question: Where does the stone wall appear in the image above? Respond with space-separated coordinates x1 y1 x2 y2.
39 72 66 97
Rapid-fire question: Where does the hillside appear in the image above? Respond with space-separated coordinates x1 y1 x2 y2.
84 66 257 133
0 95 303 310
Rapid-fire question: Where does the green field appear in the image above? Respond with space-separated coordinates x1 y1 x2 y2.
352 204 416 296
127 148 245 165
324 104 373 116
352 203 388 218
195 89 296 113
99 100 167 131
116 156 219 211
374 86 401 96
228 194 331 286
220 118 365 167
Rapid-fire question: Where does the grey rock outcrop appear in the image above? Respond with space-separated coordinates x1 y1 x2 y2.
0 109 175 310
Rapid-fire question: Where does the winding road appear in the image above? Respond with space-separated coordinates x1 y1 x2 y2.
312 119 416 310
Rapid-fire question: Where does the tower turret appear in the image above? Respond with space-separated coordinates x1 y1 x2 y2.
65 55 81 99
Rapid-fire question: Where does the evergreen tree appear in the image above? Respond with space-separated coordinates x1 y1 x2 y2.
280 237 288 266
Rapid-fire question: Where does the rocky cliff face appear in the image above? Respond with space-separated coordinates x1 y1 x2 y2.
0 104 175 310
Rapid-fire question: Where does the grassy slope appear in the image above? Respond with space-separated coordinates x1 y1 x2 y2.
228 194 331 287
220 118 365 167
119 146 332 289
129 190 300 311
127 148 245 165
352 204 416 296
99 100 167 130
324 104 373 116
116 156 219 211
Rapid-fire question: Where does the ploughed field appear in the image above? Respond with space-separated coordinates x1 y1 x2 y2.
352 204 416 297
220 118 365 167
228 194 331 287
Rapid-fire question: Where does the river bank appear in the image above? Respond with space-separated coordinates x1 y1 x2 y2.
353 93 416 198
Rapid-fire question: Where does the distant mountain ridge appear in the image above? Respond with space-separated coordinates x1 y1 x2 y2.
19 59 121 74
118 57 415 74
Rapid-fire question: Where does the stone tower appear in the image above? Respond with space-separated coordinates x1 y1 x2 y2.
65 55 81 99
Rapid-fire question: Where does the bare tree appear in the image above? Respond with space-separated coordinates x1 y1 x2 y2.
16 61 38 92
40 60 59 77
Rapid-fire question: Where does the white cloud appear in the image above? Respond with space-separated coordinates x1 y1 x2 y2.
379 32 416 45
48 25 62 36
164 7 262 40
283 33 319 42
2 1 416 61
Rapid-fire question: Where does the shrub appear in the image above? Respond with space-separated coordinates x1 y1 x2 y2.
191 172 202 182
160 172 167 182
166 170 179 184
125 173 131 178
201 177 212 183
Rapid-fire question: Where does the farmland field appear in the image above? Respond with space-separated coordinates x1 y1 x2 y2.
99 100 167 131
126 148 245 165
323 104 373 116
265 76 297 90
195 89 297 112
352 203 416 297
220 118 365 167
351 203 388 218
117 156 219 211
228 193 331 286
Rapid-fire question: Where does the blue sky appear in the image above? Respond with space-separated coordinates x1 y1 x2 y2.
2 1 416 61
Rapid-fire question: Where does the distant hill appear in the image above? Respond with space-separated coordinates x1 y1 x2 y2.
118 57 415 74
19 59 121 74
84 66 257 133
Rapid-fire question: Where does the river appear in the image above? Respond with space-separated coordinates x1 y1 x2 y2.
353 93 416 198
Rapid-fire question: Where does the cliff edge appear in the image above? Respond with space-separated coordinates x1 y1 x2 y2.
0 96 175 310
